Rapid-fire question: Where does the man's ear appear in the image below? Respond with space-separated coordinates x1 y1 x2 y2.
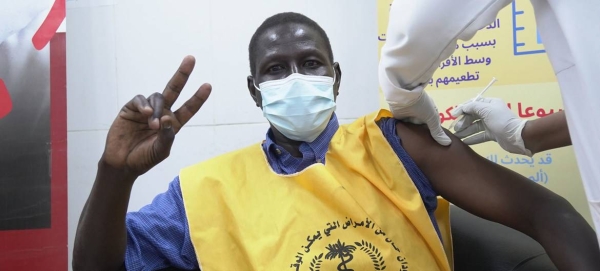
333 62 342 97
247 75 261 107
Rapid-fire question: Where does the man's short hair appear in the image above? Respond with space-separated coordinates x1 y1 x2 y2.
248 12 334 76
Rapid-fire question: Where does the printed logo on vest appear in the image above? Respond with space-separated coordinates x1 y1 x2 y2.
289 217 410 271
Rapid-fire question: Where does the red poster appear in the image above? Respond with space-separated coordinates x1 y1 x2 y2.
0 0 67 270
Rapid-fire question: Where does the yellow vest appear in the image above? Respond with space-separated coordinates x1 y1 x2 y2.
180 110 453 271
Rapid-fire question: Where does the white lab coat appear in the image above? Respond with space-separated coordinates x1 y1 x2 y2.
379 0 600 241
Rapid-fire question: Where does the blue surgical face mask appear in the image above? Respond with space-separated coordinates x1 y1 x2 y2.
254 73 337 142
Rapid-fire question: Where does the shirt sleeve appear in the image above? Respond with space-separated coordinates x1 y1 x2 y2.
377 117 441 239
378 0 511 106
125 176 199 271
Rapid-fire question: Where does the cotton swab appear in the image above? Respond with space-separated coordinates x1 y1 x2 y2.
449 77 497 130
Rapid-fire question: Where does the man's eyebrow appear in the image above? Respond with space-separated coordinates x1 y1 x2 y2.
296 47 328 60
260 50 282 63
259 46 328 65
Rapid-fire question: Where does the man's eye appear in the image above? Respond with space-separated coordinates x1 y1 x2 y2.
268 65 284 73
304 60 319 68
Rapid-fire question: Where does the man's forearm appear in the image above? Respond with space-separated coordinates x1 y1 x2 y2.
531 197 600 270
73 160 137 271
522 111 571 155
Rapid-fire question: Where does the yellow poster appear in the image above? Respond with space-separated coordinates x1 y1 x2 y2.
377 0 592 224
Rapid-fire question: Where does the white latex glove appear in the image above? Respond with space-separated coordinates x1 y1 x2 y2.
388 90 452 146
451 97 532 156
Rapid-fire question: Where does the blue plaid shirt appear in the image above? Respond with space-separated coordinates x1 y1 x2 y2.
125 114 439 270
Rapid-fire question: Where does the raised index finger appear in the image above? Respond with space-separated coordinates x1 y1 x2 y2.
162 55 196 109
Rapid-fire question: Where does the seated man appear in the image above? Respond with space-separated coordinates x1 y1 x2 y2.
73 12 600 271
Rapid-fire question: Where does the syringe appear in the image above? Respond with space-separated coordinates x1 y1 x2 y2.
449 77 497 131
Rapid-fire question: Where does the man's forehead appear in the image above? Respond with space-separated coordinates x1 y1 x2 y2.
256 23 324 51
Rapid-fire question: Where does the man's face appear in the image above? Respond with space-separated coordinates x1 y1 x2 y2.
247 23 341 108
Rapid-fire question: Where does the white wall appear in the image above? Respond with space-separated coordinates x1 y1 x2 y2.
66 0 378 269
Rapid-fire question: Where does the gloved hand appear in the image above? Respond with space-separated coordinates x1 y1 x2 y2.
451 97 532 156
388 91 452 146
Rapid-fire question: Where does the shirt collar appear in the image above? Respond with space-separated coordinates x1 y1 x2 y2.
263 113 339 159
